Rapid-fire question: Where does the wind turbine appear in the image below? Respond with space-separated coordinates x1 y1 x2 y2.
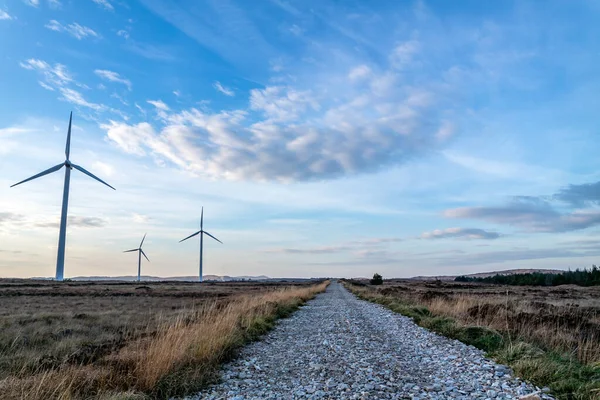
10 112 115 281
179 207 222 282
124 233 150 282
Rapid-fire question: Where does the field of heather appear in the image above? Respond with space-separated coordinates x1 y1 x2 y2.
345 279 600 399
0 279 327 399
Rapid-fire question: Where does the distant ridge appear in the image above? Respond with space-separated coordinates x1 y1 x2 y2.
31 275 271 282
411 268 567 281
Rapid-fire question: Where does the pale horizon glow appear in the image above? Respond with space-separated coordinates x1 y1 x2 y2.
0 1 599 279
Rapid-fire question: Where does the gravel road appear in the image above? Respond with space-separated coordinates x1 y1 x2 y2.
189 281 552 400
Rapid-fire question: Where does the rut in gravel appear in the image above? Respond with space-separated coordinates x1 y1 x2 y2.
190 281 551 400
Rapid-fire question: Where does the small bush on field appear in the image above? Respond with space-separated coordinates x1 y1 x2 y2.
370 273 383 285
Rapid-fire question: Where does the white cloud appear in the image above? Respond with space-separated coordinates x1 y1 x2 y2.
147 100 169 111
0 127 33 136
213 81 235 97
289 24 303 36
390 39 419 69
91 161 114 177
48 0 61 8
436 121 455 141
20 59 73 87
20 58 103 111
173 90 181 97
59 88 104 110
45 20 99 40
135 102 146 116
94 69 132 90
38 81 55 91
116 29 130 39
99 38 459 182
110 92 129 106
348 65 371 81
132 213 150 223
23 0 39 7
270 58 285 72
249 86 317 122
0 9 12 20
102 81 452 182
91 0 113 11
421 227 500 240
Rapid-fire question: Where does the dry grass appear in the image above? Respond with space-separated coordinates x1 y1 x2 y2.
345 279 600 399
0 279 328 399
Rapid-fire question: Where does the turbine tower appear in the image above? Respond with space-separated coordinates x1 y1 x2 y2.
180 207 222 282
124 233 150 282
10 112 115 281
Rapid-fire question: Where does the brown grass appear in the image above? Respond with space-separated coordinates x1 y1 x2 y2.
345 279 600 399
0 279 328 399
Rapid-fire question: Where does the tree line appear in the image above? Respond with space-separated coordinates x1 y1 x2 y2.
455 265 600 286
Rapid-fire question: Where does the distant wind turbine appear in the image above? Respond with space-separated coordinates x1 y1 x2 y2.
124 233 150 282
10 112 115 281
179 207 222 282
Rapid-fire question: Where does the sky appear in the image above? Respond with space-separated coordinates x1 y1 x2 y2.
1 0 600 279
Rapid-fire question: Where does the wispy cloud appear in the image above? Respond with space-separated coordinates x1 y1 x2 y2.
348 65 371 81
146 100 169 111
0 9 12 20
94 69 132 90
20 59 73 86
444 194 600 233
20 59 105 111
45 20 99 40
91 0 113 11
48 0 61 8
213 81 234 97
435 247 600 267
0 127 33 136
124 41 176 61
265 245 352 254
421 227 501 240
23 0 40 7
132 213 150 223
102 47 454 182
116 29 130 39
35 216 107 229
554 181 600 207
0 212 25 225
59 88 104 110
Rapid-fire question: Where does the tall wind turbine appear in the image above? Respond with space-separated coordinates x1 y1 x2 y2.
124 233 150 282
179 207 222 282
10 112 115 281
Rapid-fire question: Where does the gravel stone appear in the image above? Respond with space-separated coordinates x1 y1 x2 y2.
186 281 553 399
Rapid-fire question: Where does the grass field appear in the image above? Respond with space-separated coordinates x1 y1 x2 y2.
0 279 328 399
344 279 600 399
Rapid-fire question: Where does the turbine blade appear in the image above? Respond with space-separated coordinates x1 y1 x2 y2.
10 163 64 188
140 233 147 248
203 230 222 244
71 164 115 190
123 249 138 253
179 231 201 243
141 249 150 262
201 207 204 230
65 111 72 160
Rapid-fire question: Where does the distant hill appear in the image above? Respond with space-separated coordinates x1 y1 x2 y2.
34 275 272 282
411 268 566 281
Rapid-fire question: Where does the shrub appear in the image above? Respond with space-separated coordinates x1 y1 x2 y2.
370 273 383 285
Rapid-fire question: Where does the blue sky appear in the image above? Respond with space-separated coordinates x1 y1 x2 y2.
1 0 600 279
